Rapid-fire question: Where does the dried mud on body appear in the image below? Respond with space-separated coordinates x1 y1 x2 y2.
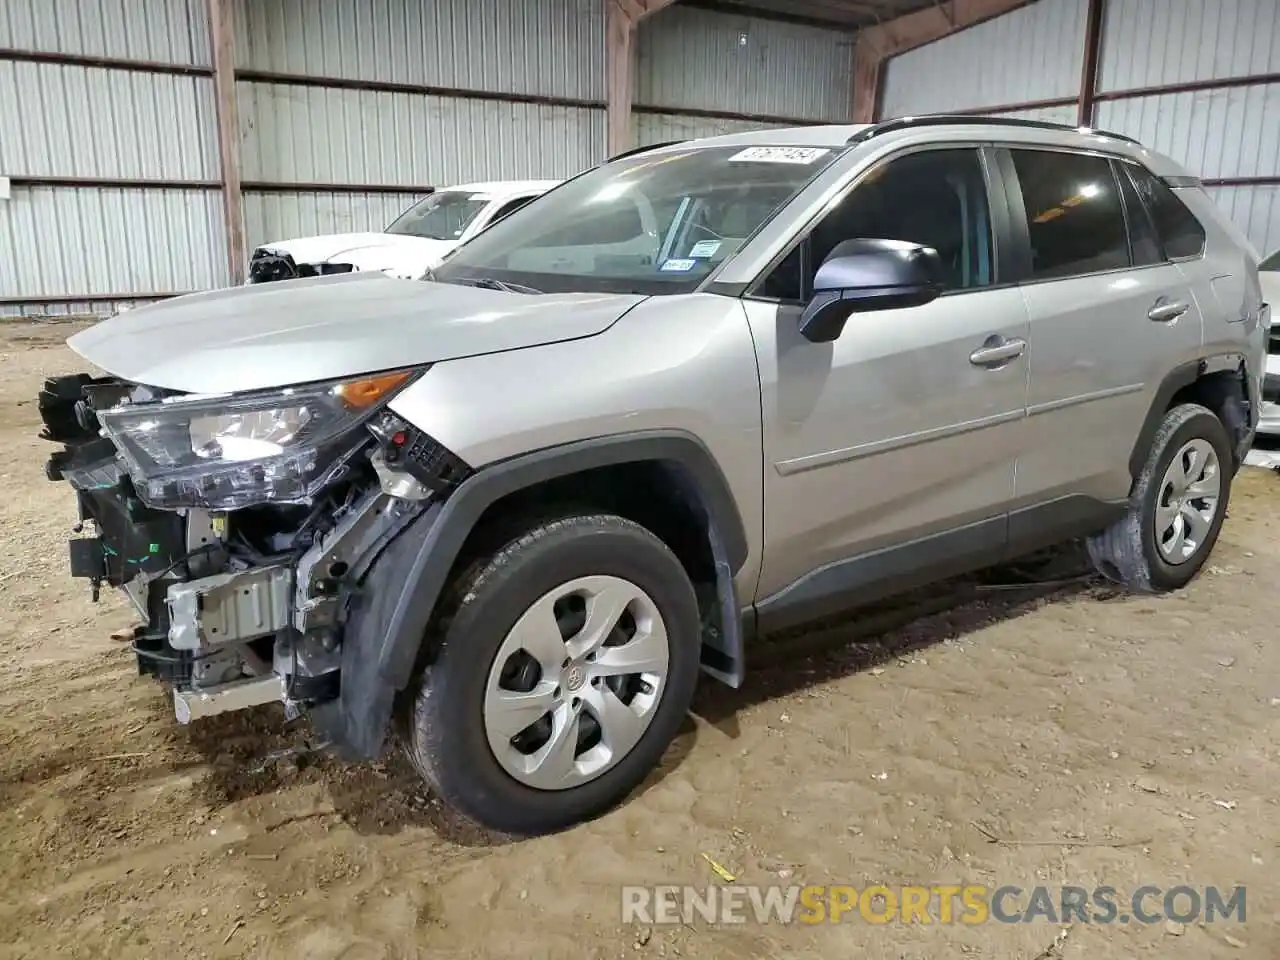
1 320 1277 960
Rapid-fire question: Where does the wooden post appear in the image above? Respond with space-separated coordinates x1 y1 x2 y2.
605 0 679 157
606 0 634 157
208 0 246 285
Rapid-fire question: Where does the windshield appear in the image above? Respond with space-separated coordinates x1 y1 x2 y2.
430 144 840 294
385 191 489 240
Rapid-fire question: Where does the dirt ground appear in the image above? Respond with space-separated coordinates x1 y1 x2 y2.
0 320 1277 960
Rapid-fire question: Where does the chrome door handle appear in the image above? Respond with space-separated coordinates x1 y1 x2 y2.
1149 299 1190 322
969 337 1026 367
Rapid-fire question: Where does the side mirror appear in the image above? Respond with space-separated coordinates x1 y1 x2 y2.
799 238 945 343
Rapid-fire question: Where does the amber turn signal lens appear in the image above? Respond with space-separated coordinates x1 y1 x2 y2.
333 370 414 409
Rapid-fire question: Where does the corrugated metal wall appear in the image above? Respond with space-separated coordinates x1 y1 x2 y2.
881 0 1086 117
1095 0 1280 255
2 0 856 313
0 0 211 63
242 190 429 249
633 5 852 145
233 0 606 249
0 0 224 316
879 0 1280 256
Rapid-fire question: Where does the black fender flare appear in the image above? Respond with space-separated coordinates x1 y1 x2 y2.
1129 361 1202 479
1128 354 1253 480
311 430 750 760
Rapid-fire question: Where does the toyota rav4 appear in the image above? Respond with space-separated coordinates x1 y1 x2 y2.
38 117 1269 836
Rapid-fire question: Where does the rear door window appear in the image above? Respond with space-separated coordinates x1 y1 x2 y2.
1008 149 1130 280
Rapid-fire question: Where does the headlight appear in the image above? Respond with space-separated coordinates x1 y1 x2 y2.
97 369 422 510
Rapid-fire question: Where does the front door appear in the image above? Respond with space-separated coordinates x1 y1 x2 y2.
743 146 1030 632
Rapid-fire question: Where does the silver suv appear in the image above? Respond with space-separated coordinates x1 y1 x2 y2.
38 117 1268 835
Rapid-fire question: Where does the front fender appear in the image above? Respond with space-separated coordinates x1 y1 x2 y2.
310 429 749 760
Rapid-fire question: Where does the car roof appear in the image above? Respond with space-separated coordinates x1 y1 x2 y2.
444 180 561 197
628 117 1196 182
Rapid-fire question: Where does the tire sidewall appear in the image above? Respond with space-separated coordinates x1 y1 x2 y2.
1137 406 1233 590
414 520 701 834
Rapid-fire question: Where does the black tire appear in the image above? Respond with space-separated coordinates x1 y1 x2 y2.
1087 402 1233 592
399 513 701 836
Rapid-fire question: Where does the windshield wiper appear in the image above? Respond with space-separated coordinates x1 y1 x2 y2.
457 276 544 295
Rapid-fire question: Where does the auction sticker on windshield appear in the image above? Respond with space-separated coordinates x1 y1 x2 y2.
728 146 830 164
660 258 697 272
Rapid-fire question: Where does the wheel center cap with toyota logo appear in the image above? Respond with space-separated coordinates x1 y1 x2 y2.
565 663 586 692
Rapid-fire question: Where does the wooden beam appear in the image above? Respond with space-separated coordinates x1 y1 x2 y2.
606 0 679 156
208 0 246 285
852 0 1032 122
1077 0 1105 125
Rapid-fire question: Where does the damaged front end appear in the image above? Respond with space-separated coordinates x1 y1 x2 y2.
247 247 356 284
38 367 468 745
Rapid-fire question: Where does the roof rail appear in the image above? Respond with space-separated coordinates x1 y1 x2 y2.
608 139 687 162
847 115 1142 147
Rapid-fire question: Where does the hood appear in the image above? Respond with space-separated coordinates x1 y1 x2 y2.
68 272 646 394
256 232 458 276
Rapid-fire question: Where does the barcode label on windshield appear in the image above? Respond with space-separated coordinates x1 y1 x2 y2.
727 146 830 165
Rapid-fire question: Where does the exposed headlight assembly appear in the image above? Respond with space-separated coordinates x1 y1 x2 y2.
97 369 422 510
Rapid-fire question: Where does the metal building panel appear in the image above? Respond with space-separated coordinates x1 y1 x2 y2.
234 0 605 100
882 0 1086 116
0 0 211 65
1204 184 1280 258
241 190 428 249
634 5 853 121
986 104 1080 124
1098 0 1280 92
0 185 228 298
238 82 602 185
1095 85 1280 180
0 297 167 319
633 112 788 147
0 61 218 179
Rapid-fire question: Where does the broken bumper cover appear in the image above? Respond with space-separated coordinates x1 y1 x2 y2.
37 372 471 757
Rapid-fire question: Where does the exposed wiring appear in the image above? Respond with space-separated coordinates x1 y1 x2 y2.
130 640 218 664
153 542 222 580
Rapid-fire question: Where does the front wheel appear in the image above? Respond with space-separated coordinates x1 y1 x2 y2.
1087 402 1233 592
400 513 701 835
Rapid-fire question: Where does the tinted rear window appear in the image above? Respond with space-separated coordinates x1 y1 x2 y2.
1125 165 1207 260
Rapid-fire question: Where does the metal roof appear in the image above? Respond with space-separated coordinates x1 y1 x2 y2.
679 0 956 30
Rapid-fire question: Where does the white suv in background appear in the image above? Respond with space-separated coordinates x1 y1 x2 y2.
247 180 560 283
1257 249 1280 442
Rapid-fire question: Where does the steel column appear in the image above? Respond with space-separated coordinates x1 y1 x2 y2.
1078 0 1105 126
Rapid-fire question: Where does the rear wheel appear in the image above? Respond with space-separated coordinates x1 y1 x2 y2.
400 513 701 835
1087 402 1232 592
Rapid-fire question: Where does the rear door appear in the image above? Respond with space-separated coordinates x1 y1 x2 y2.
1000 146 1204 540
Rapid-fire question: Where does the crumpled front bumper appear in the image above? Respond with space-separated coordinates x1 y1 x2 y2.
36 372 444 753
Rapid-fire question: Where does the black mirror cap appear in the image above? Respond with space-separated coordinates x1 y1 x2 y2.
799 238 945 343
